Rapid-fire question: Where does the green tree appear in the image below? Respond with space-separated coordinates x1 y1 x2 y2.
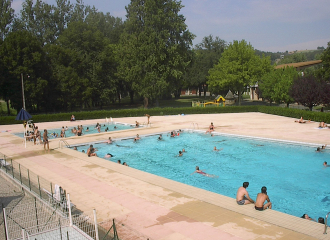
0 30 50 112
49 21 110 110
0 0 15 41
259 67 298 106
85 6 124 44
185 35 226 97
207 39 271 105
277 52 307 64
53 0 74 37
117 0 194 107
318 41 330 80
19 0 57 44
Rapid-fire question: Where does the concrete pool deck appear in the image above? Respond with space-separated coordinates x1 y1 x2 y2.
0 112 329 240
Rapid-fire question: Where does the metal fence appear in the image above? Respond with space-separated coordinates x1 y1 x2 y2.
0 153 149 240
0 154 74 215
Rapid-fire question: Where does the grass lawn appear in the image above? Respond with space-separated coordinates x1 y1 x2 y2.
0 100 17 116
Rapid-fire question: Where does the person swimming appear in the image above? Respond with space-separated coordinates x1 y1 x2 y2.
191 166 218 178
178 151 183 157
158 134 163 140
134 134 140 142
104 153 113 158
213 146 223 151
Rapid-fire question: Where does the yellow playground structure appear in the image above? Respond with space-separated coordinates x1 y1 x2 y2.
192 95 226 107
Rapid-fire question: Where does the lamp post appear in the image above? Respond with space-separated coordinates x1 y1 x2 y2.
21 73 26 110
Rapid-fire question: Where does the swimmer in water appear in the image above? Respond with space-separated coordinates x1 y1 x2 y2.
104 153 113 158
178 151 183 157
134 134 140 142
158 134 163 140
191 166 218 178
323 161 329 168
213 146 223 152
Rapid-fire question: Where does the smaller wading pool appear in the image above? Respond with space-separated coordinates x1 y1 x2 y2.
13 122 138 139
70 130 330 221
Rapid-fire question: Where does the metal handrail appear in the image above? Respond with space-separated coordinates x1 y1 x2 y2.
59 140 70 149
324 212 330 234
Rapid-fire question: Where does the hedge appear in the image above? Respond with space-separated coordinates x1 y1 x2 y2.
258 106 330 123
1 105 329 125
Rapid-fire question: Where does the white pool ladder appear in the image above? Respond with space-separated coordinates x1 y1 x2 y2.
59 140 70 149
190 123 199 129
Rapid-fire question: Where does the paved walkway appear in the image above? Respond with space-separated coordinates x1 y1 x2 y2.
0 112 329 240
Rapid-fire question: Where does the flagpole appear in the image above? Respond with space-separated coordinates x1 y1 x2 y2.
21 73 27 148
21 73 26 110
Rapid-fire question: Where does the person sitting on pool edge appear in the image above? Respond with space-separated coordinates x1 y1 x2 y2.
206 122 215 134
236 182 255 205
255 186 272 211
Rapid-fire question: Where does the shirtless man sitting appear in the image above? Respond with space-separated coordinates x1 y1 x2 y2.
236 182 255 205
255 186 272 210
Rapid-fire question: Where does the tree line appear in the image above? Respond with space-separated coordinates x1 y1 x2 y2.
1 0 330 115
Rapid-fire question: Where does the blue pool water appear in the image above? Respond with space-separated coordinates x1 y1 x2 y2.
73 131 330 220
13 122 134 139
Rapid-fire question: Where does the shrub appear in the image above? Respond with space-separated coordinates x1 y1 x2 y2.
1 105 329 125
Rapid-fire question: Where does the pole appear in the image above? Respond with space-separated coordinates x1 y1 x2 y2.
93 209 99 240
21 73 27 148
21 73 25 110
67 193 72 227
3 208 9 240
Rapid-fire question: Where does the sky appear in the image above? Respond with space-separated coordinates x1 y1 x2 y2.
11 0 330 53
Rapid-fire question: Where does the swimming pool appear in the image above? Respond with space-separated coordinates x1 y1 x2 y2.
13 122 136 139
72 131 330 220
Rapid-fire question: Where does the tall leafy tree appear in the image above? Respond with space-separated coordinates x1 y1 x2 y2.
207 39 271 105
53 0 74 37
318 41 330 80
85 7 124 44
49 21 110 110
117 0 194 107
0 0 15 41
20 0 57 44
259 67 298 106
0 30 50 112
185 35 226 97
